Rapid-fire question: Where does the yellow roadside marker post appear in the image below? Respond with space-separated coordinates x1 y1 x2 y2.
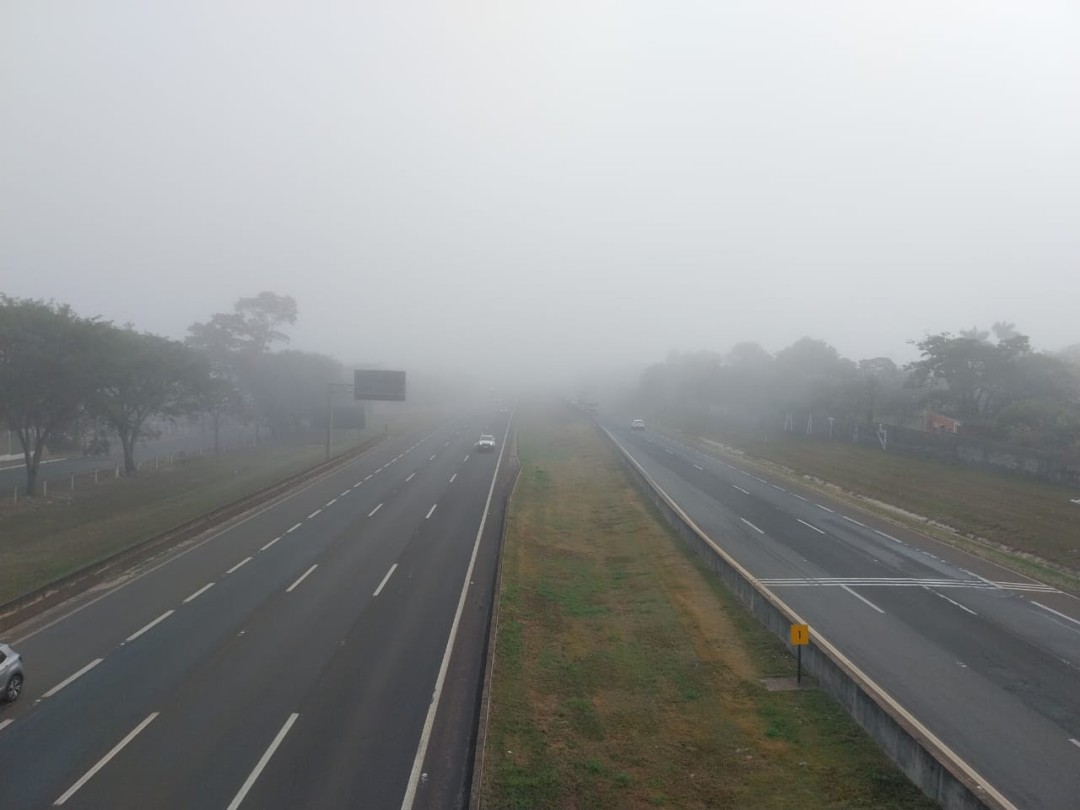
790 624 810 685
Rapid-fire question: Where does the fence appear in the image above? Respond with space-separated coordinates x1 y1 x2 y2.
1 429 370 507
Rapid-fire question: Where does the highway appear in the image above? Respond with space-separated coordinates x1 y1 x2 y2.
0 410 512 809
603 419 1080 810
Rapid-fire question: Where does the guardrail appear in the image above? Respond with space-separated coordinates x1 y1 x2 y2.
0 434 386 633
599 425 1014 810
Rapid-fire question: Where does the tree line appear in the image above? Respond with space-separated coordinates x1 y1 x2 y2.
639 324 1080 453
0 292 346 495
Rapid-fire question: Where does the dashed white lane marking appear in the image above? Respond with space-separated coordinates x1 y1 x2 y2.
55 713 159 806
426 504 437 519
842 515 866 527
444 440 451 446
771 484 786 492
261 536 282 552
740 517 765 534
325 498 337 507
1070 738 1080 750
753 476 767 483
126 610 175 643
1032 601 1080 629
225 713 299 810
449 473 457 483
374 563 398 597
693 464 704 471
365 474 373 481
340 490 351 497
792 494 809 502
924 586 978 616
665 448 675 454
406 473 416 482
286 523 302 534
307 509 322 519
816 504 834 513
429 454 437 462
376 466 384 473
43 658 105 698
798 519 826 535
463 454 469 462
287 564 318 593
874 529 903 544
732 484 750 495
0 718 12 733
368 503 383 517
183 582 215 603
226 557 253 575
841 585 885 614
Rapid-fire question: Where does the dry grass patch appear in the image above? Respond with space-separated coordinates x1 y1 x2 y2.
480 406 935 810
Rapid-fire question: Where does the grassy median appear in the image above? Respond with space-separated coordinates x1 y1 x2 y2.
479 406 935 810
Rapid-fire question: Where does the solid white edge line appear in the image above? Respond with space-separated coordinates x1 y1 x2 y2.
739 517 764 534
874 529 904 544
261 536 282 552
226 556 253 575
604 427 1017 809
426 504 437 519
923 586 978 616
286 522 302 534
183 582 215 603
1031 601 1080 628
54 712 159 805
286 564 318 593
307 509 322 519
841 584 886 614
225 713 299 810
400 417 509 810
125 610 175 643
373 563 399 597
406 472 415 482
797 519 826 535
449 473 457 483
0 718 12 733
368 503 383 517
43 658 105 698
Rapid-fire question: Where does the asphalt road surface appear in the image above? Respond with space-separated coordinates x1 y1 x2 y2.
0 410 512 810
604 419 1080 810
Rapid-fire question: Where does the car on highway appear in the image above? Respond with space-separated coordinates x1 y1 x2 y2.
476 434 497 452
631 419 646 431
0 642 24 703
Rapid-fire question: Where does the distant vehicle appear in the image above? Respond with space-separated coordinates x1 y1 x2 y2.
498 407 509 414
476 434 497 452
631 419 646 431
0 642 24 703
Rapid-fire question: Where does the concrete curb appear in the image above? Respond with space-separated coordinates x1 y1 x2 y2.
0 435 386 632
467 427 521 810
599 423 1015 810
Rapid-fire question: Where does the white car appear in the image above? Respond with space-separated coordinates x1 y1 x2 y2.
476 434 497 452
631 419 646 431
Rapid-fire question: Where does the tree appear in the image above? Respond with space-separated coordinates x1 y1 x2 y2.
195 374 242 453
89 329 208 475
186 292 298 439
0 297 109 495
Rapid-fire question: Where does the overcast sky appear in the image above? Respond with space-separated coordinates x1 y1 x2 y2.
3 1 1078 385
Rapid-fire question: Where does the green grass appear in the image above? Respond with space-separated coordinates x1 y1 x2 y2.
479 405 937 810
0 417 429 605
682 422 1080 583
